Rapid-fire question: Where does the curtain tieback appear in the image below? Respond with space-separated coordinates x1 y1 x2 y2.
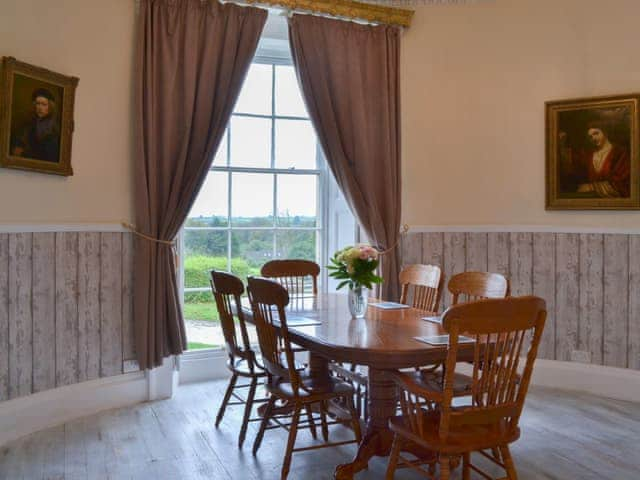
121 222 176 246
376 224 410 256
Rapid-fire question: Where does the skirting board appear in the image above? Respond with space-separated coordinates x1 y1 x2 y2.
457 358 640 403
530 359 640 403
179 350 231 385
0 372 147 448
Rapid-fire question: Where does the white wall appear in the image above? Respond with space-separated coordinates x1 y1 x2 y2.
0 0 135 224
401 0 640 228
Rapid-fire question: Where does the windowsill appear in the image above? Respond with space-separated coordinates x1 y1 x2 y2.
181 347 226 360
179 348 229 384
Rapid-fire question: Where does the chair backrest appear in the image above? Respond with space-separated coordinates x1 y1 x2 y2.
247 276 301 392
398 264 442 312
260 259 320 297
448 271 509 305
210 270 256 370
395 296 545 443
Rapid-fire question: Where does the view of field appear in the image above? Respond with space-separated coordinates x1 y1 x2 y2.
183 215 318 349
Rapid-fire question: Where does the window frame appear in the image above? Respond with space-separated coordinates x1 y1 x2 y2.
179 55 331 352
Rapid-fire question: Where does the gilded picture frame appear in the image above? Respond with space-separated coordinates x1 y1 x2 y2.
546 93 640 210
0 57 78 176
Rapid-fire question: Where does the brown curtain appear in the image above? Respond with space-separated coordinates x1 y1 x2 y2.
134 0 266 370
288 14 402 301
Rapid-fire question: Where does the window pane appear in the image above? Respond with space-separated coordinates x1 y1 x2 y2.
230 116 272 168
276 230 317 262
277 174 317 227
184 231 228 286
231 230 274 280
231 172 274 227
275 65 308 117
234 63 272 115
186 171 228 227
212 128 228 166
275 119 316 169
184 231 227 350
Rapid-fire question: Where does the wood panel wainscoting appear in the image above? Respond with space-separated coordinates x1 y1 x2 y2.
0 230 136 403
401 230 640 371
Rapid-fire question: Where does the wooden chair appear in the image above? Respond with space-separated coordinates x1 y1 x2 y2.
247 276 362 480
385 296 547 480
260 259 320 297
399 264 443 312
210 270 267 448
448 271 510 305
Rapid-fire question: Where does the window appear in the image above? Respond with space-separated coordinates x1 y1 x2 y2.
181 61 324 350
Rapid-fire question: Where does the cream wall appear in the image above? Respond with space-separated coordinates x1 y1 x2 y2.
0 0 135 224
401 0 640 228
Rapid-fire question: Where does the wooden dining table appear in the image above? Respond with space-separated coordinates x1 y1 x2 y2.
242 292 457 479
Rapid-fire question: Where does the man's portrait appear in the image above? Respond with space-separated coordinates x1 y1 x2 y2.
546 94 640 210
0 57 78 176
9 76 63 163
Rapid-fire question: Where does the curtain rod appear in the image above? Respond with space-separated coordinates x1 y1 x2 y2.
242 0 414 27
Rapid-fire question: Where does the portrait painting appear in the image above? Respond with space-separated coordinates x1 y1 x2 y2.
546 93 640 209
0 57 78 176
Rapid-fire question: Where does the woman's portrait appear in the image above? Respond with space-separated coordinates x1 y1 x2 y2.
546 94 640 210
0 57 78 176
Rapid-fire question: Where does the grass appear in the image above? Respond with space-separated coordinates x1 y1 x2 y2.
183 300 218 322
187 341 220 350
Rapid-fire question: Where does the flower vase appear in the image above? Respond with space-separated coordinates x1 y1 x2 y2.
348 285 368 318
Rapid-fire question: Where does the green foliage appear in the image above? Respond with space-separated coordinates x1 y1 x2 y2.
188 341 219 350
183 300 218 321
184 255 257 302
328 247 383 290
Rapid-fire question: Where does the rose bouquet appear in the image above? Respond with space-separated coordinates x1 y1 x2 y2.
327 244 383 290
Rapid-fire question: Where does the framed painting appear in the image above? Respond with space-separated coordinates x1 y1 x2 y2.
0 57 78 176
546 93 640 210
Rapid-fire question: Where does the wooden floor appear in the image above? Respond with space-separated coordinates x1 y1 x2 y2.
1 380 639 480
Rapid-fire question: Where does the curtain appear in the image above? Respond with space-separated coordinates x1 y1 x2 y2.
134 0 267 370
288 14 402 301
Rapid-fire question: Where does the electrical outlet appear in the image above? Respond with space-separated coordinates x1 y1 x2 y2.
123 360 141 373
570 350 591 364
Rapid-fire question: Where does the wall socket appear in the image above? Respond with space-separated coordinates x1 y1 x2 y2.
570 350 591 364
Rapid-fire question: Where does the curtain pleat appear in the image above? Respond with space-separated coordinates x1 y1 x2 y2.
134 0 267 369
288 14 402 300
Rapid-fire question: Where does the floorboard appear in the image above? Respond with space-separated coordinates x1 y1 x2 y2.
0 380 638 479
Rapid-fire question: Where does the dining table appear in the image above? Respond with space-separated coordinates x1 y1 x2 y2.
242 292 461 480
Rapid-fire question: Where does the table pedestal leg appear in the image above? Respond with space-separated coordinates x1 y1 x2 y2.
334 368 436 479
333 369 395 479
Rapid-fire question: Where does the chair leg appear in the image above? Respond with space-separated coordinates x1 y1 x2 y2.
462 452 471 480
500 445 518 480
319 400 329 442
253 395 276 456
305 404 317 439
238 376 258 448
439 455 451 480
385 434 403 480
345 396 362 443
281 404 302 480
215 373 238 427
491 447 502 463
363 389 369 422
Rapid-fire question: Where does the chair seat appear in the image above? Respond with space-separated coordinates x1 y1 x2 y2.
408 369 473 397
228 354 307 377
227 357 266 377
268 376 355 401
389 411 520 454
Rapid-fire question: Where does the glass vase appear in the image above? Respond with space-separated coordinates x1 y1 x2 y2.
348 285 368 318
